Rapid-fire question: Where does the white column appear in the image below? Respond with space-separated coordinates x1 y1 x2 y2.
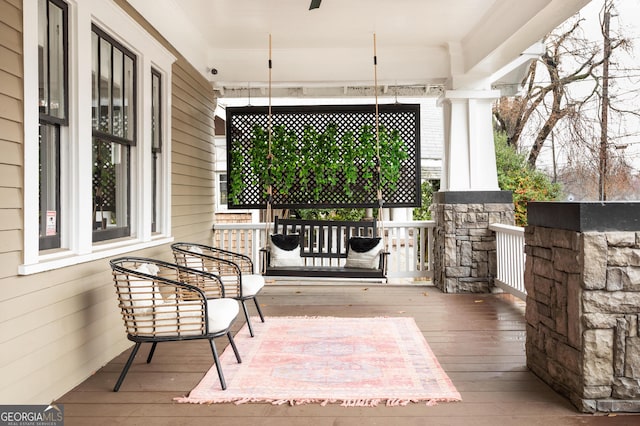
391 208 410 238
440 90 500 191
390 208 410 222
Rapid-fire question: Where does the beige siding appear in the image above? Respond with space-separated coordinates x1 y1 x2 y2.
0 163 21 186
0 115 22 141
0 0 22 283
0 47 22 77
171 57 218 243
0 138 21 164
0 208 21 230
0 0 219 404
0 67 22 99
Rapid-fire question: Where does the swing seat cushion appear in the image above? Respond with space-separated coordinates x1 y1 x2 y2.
345 237 384 269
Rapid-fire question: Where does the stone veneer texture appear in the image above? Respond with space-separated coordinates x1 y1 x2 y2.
525 226 640 413
433 202 514 293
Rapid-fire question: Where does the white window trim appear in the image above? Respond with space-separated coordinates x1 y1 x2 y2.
215 172 227 212
21 0 176 275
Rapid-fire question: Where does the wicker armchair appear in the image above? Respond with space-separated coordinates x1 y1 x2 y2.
171 243 265 337
109 257 242 391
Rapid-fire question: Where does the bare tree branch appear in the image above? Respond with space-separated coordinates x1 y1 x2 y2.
493 0 638 174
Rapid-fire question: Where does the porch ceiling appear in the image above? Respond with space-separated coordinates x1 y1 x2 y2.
128 0 591 97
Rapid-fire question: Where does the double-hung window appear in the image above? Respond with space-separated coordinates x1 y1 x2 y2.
218 173 228 206
22 0 175 274
91 26 136 242
38 0 68 250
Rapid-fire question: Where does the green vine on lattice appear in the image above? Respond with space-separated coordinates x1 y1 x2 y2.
357 125 378 195
299 123 342 201
378 126 408 191
270 125 299 197
228 122 408 206
340 130 358 197
228 140 246 205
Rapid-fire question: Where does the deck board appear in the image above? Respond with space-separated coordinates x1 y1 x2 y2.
56 284 638 425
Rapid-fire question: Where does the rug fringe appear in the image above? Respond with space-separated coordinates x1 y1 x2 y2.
341 399 382 407
174 396 460 407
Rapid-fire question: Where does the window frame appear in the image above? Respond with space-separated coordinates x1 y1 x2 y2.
38 0 68 251
151 68 162 233
21 0 176 275
38 0 69 126
91 24 137 242
217 172 228 208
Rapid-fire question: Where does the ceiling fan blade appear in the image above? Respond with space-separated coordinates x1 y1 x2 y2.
309 0 322 10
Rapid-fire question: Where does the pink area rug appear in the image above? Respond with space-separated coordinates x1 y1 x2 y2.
174 316 461 407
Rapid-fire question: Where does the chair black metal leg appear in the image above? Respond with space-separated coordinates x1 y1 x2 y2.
114 342 141 392
241 300 254 337
253 296 265 322
208 339 226 390
146 342 158 364
227 331 242 364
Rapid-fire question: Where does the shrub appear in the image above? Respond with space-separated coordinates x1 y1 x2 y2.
494 131 561 226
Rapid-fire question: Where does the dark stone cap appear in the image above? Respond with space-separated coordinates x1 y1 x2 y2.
528 201 640 232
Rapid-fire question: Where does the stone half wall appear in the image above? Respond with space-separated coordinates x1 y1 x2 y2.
432 191 514 293
525 202 640 413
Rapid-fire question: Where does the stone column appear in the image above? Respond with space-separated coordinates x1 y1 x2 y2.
525 202 640 413
432 191 514 293
432 89 515 293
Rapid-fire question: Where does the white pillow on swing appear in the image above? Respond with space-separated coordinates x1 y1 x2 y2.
345 237 383 269
270 234 304 267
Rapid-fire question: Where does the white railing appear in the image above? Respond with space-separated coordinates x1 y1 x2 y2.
489 223 526 300
382 221 434 279
212 220 435 280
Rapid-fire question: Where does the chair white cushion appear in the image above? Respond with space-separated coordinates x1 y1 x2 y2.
345 237 384 269
241 274 265 296
189 245 203 254
185 245 207 271
206 298 240 333
136 297 239 336
129 263 163 314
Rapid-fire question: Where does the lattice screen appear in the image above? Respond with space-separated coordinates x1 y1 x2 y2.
93 139 116 211
226 104 421 209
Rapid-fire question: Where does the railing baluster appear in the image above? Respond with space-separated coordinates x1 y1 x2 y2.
489 223 526 300
404 227 411 272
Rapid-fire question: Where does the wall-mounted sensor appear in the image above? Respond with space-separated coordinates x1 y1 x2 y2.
211 68 218 75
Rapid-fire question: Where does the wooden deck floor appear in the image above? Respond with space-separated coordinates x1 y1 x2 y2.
57 283 638 425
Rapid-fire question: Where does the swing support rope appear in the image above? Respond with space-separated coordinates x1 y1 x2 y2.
265 33 273 247
373 33 386 244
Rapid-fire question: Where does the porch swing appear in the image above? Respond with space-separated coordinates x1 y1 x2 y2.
259 34 390 282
